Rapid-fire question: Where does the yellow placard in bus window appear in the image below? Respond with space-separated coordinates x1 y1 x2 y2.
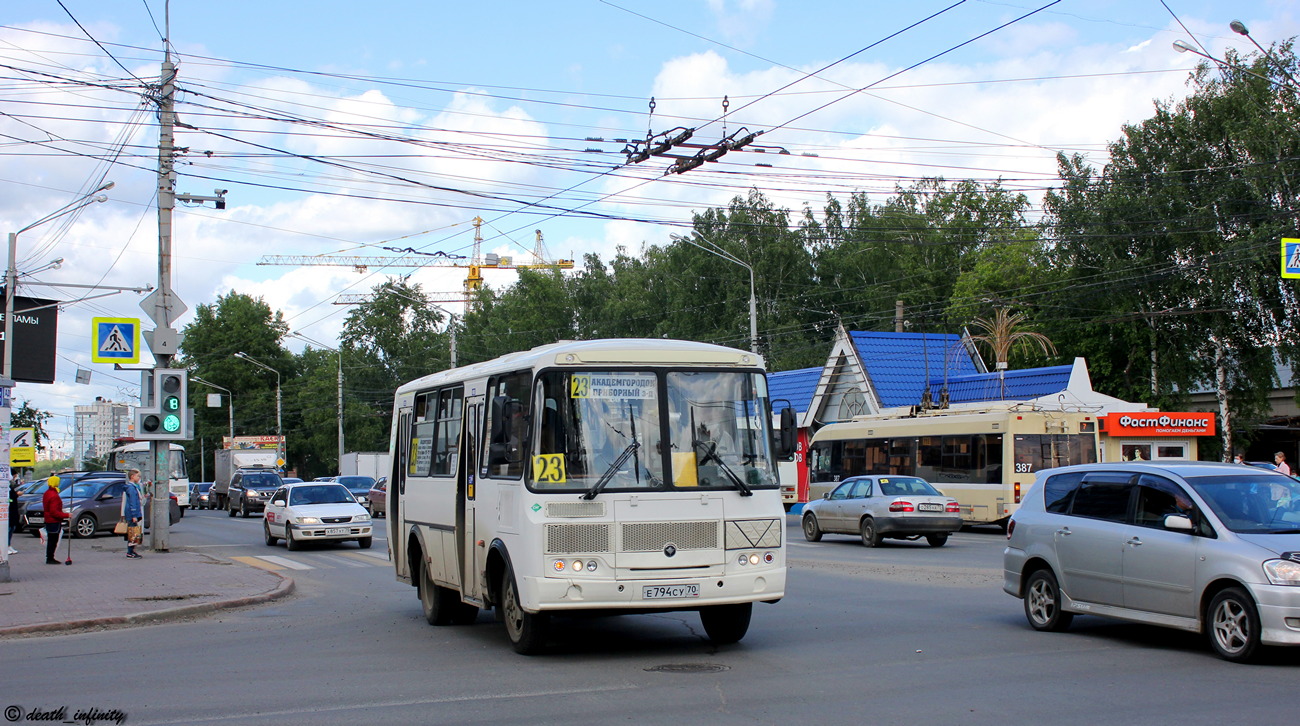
533 454 567 484
570 375 592 398
408 438 419 474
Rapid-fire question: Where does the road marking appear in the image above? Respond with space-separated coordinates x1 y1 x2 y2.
313 554 368 568
347 549 391 561
254 554 316 570
230 555 289 571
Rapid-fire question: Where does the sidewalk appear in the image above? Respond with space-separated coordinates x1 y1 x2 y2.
0 534 293 636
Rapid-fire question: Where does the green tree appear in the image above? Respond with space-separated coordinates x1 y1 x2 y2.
1044 42 1300 458
179 291 293 475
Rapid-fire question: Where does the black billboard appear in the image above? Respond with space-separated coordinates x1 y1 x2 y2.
0 293 59 384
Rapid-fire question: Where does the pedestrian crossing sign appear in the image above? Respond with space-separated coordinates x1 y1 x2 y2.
91 317 141 363
1284 238 1300 279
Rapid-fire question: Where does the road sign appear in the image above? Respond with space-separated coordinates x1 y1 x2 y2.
91 317 141 363
139 287 188 328
1284 238 1300 279
10 427 35 467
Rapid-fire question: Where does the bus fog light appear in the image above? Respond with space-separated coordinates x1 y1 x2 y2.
586 560 598 572
748 553 760 566
553 560 566 572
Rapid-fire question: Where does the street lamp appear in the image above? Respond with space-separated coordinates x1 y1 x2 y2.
1230 20 1300 89
290 331 343 468
233 352 281 437
1172 40 1279 87
5 181 114 379
679 232 758 354
191 376 234 441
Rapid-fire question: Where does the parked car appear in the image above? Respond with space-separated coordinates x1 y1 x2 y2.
366 478 387 517
281 477 304 484
189 482 215 509
1004 461 1300 663
15 471 121 533
262 482 372 550
24 474 180 538
335 475 375 508
228 468 284 518
313 476 336 482
802 475 961 547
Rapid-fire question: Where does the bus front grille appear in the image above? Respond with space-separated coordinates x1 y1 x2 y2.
621 521 720 552
546 523 611 554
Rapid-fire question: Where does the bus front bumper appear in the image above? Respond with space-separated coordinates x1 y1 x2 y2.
523 569 786 612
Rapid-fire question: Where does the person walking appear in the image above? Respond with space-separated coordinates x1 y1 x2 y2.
1275 452 1292 477
41 475 68 564
122 469 145 559
7 478 19 555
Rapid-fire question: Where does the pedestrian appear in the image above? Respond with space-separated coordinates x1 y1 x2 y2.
41 474 68 565
122 469 145 559
1233 453 1245 465
7 478 19 555
1275 452 1292 477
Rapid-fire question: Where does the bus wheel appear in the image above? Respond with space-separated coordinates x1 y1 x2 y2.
502 567 549 654
802 513 822 542
699 602 752 645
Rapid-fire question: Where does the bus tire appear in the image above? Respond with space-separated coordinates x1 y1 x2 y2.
699 602 752 645
802 513 822 542
860 517 881 548
419 557 452 626
502 567 549 654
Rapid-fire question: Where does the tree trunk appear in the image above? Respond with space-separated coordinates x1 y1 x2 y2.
1215 338 1232 462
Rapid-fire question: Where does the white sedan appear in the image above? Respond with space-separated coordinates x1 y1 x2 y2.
802 475 961 547
263 482 373 551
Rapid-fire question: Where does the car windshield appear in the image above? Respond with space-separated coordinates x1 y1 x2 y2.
877 477 941 496
1186 474 1300 533
244 474 281 488
288 485 355 506
194 483 213 492
337 476 374 490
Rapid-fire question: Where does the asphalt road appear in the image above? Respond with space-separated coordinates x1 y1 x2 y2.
1 510 1296 726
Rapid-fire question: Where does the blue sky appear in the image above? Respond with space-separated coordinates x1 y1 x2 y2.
2 0 1297 451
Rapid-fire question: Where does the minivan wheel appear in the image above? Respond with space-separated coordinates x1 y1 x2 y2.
1208 587 1262 663
1023 568 1073 632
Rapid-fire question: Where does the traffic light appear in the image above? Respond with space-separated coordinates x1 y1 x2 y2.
135 368 191 440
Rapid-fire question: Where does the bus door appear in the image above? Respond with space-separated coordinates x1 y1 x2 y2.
392 407 412 581
458 396 484 604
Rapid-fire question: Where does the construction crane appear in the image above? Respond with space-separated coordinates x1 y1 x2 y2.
258 217 575 295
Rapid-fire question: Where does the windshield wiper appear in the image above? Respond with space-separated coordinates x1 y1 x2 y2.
582 440 641 500
695 440 752 497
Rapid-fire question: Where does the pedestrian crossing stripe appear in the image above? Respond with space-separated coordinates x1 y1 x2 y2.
1283 238 1300 279
90 317 141 363
230 552 388 571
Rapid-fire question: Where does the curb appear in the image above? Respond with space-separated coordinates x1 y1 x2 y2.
0 569 295 637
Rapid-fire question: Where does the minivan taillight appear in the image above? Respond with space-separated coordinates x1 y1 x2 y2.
888 500 914 513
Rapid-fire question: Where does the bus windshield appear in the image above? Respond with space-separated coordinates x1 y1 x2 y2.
532 369 778 493
112 448 188 479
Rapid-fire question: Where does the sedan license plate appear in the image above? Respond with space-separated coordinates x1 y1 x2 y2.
28 516 43 525
918 503 944 512
643 583 700 600
325 527 349 536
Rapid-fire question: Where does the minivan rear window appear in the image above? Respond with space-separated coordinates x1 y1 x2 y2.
1043 472 1084 514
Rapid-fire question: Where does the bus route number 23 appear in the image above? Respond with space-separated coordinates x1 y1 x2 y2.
533 454 567 484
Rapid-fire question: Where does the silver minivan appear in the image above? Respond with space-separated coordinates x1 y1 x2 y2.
1004 461 1300 662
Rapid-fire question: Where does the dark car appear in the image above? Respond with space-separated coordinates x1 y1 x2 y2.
190 482 215 509
366 478 387 518
14 471 120 531
24 474 180 538
228 468 284 517
336 476 376 508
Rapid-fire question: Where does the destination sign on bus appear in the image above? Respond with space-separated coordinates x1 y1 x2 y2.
570 373 655 399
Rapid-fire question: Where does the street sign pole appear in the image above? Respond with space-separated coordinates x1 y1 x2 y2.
0 378 12 583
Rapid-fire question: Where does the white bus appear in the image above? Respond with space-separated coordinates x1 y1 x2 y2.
389 339 794 653
108 441 191 510
806 406 1099 525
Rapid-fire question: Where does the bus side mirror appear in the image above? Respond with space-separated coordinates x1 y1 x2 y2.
773 406 797 461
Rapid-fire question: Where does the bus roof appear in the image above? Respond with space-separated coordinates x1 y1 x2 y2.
395 338 765 396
